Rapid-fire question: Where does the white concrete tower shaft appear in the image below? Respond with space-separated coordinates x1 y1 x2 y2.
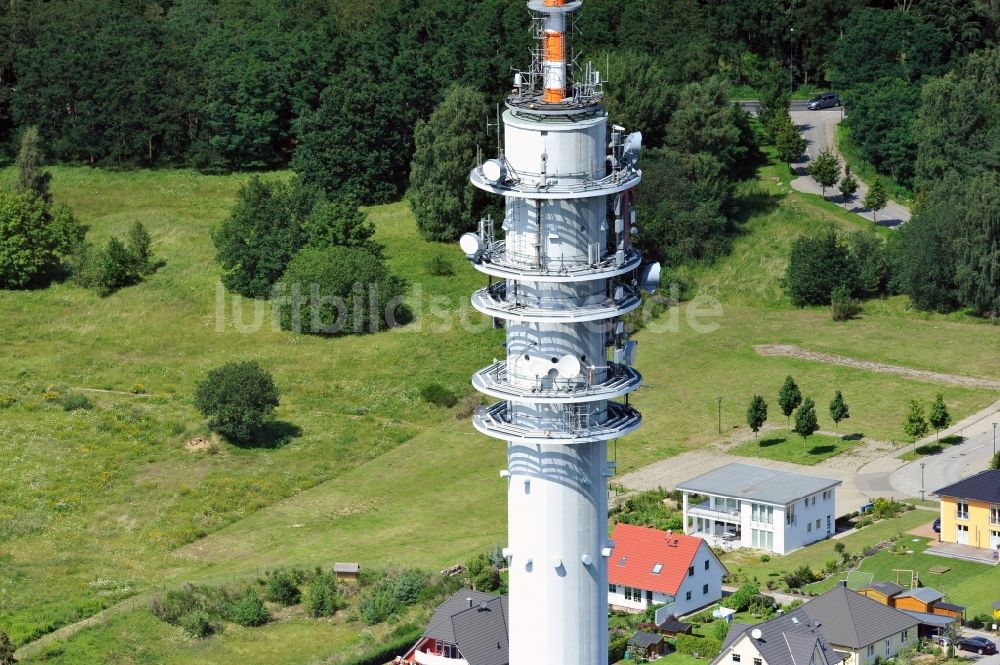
463 2 647 664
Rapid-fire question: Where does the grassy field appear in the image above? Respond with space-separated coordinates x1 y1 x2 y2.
1 158 999 663
805 535 1000 618
729 430 863 465
898 435 966 462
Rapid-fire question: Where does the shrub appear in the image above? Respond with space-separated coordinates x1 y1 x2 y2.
265 569 301 606
179 610 216 638
193 361 279 444
392 569 429 605
275 245 408 335
831 284 861 321
609 633 630 663
723 581 760 611
307 571 342 618
426 253 455 276
358 580 400 625
824 560 839 574
227 588 270 627
759 554 771 563
855 517 874 529
73 226 158 297
712 619 730 640
834 542 846 554
0 393 14 408
783 565 818 589
675 634 722 658
465 553 502 593
0 189 83 289
58 392 93 412
420 383 458 408
149 584 235 626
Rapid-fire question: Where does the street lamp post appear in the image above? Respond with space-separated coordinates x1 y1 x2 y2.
920 462 926 502
789 28 795 93
993 422 997 457
715 396 723 436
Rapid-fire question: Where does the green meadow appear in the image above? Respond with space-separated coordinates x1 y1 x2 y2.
1 159 998 663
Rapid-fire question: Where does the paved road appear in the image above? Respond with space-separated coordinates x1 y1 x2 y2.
737 99 912 227
891 415 1000 499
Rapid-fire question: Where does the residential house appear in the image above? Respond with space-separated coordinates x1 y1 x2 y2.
401 590 508 665
677 463 841 554
856 582 962 635
799 585 918 665
933 469 1000 551
608 523 727 617
712 607 846 665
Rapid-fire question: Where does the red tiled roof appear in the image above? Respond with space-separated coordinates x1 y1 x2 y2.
609 523 707 595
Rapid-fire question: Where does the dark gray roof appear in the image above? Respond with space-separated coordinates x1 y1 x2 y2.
935 601 965 613
711 609 844 665
896 587 944 604
677 463 841 505
422 590 509 665
900 610 957 628
933 469 1000 504
629 631 664 648
862 581 904 597
658 617 692 633
801 586 918 649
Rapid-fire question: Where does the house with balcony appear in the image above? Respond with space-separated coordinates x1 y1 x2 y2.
607 523 726 617
933 469 1000 551
401 590 508 665
676 463 841 555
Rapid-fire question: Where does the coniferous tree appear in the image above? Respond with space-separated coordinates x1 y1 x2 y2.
954 171 1000 317
409 85 489 242
773 112 806 163
829 391 849 432
863 177 889 223
779 376 803 426
838 165 858 206
807 148 841 199
15 126 51 203
928 394 951 439
746 394 768 439
903 400 929 442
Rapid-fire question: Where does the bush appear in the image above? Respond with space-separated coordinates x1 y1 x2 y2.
420 383 458 408
307 571 342 618
609 633 630 663
426 254 455 276
675 634 722 658
392 569 429 605
831 285 861 321
58 393 93 412
275 245 407 336
0 189 83 289
265 569 301 606
759 554 771 563
834 542 846 554
855 517 874 529
149 584 235 626
0 393 14 408
227 588 270 627
783 565 818 589
722 581 760 611
179 610 216 638
193 361 280 445
72 223 158 296
358 580 400 625
339 624 424 665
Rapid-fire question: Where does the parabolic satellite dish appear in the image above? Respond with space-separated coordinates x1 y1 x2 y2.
639 262 661 294
623 131 642 165
556 354 582 378
459 233 485 261
482 159 506 185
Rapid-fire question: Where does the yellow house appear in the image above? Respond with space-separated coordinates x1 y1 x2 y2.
934 469 1000 550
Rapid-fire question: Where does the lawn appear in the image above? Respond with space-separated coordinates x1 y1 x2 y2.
805 535 1000 617
720 509 932 587
898 436 966 462
729 429 863 465
1 158 999 662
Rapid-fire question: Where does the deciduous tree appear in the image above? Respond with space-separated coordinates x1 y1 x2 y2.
0 190 82 289
808 148 840 199
838 165 858 206
863 177 888 223
15 125 50 203
928 394 951 439
779 376 802 426
794 397 819 451
829 391 849 432
746 395 768 439
194 361 280 445
903 400 929 442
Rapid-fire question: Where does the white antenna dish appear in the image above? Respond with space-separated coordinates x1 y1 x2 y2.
556 355 582 378
482 159 506 185
514 72 523 87
529 357 551 378
623 132 642 164
459 233 485 261
751 628 763 640
639 262 661 294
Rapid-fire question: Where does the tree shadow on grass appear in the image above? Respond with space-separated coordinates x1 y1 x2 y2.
229 421 302 450
841 433 864 441
808 444 836 455
759 436 786 448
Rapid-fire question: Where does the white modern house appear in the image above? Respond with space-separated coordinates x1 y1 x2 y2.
607 523 727 618
677 463 841 555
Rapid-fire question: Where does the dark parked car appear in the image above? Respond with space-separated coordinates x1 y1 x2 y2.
807 93 841 110
933 517 941 533
956 637 997 655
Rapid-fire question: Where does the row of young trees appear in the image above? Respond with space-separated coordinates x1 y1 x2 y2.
745 376 850 444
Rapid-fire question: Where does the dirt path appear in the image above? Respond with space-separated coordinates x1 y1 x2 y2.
755 344 1000 390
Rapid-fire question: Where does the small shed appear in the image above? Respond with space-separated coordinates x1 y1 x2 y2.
657 616 692 637
993 600 1000 621
334 562 360 581
628 630 666 659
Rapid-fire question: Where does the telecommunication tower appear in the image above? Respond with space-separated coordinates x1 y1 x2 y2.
459 1 657 663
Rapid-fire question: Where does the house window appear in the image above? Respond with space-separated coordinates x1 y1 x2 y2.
652 563 663 575
751 529 774 550
902 630 909 642
867 646 875 658
703 584 709 595
754 658 762 665
786 505 796 526
733 655 741 663
609 584 617 594
624 586 643 602
686 591 692 601
807 522 812 533
705 559 710 570
991 504 1000 525
990 529 1000 549
688 566 694 577
885 640 891 657
956 501 969 520
811 496 816 506
816 519 821 529
752 503 773 524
